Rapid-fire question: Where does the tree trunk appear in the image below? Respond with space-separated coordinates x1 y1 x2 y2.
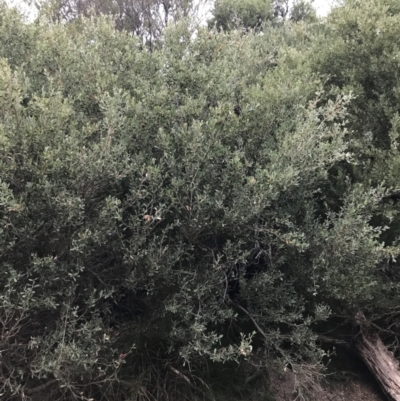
354 312 400 401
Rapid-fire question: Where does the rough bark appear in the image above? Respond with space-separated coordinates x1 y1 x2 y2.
317 314 400 400
354 312 400 401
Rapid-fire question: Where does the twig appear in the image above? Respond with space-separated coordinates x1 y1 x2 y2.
169 366 191 384
25 379 58 395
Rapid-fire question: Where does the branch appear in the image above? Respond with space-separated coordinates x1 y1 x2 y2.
233 303 294 368
234 303 270 340
316 335 350 347
25 379 58 395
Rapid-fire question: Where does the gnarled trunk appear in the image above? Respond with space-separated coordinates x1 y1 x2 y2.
354 313 400 401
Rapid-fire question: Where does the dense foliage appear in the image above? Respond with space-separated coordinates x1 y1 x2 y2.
210 0 274 30
41 0 212 48
1 0 400 400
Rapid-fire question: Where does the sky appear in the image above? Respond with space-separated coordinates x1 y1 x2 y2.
5 0 337 23
311 0 337 16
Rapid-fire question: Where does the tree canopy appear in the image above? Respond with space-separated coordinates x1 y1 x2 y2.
210 0 274 30
1 0 400 400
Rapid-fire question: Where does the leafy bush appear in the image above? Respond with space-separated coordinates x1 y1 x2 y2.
1 1 400 400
